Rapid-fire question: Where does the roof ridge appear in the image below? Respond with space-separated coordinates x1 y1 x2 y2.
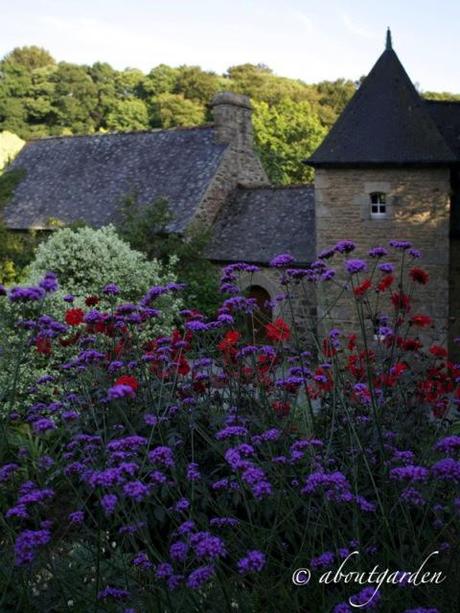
237 183 314 191
27 123 215 143
425 99 460 106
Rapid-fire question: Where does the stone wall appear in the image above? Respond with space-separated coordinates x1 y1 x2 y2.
314 168 451 343
237 267 318 348
449 168 460 356
190 93 268 231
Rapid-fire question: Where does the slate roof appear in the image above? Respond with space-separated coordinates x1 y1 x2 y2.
307 43 457 167
206 185 315 265
3 126 228 231
426 101 460 159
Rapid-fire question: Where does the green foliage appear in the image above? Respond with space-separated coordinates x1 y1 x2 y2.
174 65 221 104
2 46 55 70
423 91 460 101
117 195 220 315
0 226 181 404
0 46 456 184
0 131 24 170
106 98 149 132
26 225 175 303
0 168 39 283
149 93 205 128
142 64 179 97
252 98 327 184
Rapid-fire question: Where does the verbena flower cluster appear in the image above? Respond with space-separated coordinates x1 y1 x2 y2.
0 239 459 612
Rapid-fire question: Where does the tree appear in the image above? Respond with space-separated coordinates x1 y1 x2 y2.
142 64 178 97
117 195 220 315
423 91 460 101
50 63 98 133
149 93 205 128
106 99 149 132
2 46 55 71
315 79 357 126
175 65 220 104
252 98 327 184
0 168 38 283
0 131 24 170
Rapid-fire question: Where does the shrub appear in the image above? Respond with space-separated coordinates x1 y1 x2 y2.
116 195 221 316
0 240 458 612
0 168 39 284
0 225 182 403
26 225 173 300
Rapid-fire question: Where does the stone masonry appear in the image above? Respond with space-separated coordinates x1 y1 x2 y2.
190 93 268 231
314 168 452 342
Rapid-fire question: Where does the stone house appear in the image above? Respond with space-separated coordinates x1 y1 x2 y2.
3 31 460 347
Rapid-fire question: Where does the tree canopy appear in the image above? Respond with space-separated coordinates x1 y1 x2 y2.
0 46 458 184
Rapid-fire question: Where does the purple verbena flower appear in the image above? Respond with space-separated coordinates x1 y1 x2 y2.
368 246 388 258
270 253 295 268
390 465 429 482
237 550 266 574
97 586 129 600
14 529 51 565
345 259 367 275
389 240 412 250
431 458 460 482
186 565 215 589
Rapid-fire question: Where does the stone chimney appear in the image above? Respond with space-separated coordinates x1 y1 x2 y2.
210 92 254 148
209 92 268 187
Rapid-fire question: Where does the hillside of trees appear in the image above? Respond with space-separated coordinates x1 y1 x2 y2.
1 46 459 184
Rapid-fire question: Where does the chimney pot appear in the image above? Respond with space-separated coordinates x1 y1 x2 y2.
210 91 253 146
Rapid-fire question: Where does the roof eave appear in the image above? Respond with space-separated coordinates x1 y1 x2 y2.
208 256 313 267
304 159 459 168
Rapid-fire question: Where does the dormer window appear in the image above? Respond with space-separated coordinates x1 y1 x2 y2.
370 192 387 218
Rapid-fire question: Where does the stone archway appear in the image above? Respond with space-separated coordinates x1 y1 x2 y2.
245 285 273 343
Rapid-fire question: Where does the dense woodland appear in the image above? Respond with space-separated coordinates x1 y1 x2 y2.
2 45 458 186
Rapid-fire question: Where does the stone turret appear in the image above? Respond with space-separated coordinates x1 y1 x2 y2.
306 31 454 345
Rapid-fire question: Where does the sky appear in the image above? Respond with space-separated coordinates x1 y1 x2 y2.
0 0 458 92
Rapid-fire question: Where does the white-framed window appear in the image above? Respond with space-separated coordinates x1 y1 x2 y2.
370 192 387 218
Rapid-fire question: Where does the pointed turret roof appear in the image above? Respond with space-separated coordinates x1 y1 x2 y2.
307 30 456 167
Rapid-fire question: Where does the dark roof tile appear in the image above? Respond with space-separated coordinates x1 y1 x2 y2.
426 100 460 159
307 48 456 167
206 185 315 265
4 126 228 231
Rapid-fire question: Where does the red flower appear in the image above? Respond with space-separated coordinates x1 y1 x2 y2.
347 334 357 351
36 336 52 355
115 375 139 391
85 295 99 306
391 362 408 377
257 352 277 374
391 292 411 312
177 356 190 376
272 401 290 417
65 308 85 326
410 314 433 328
409 267 429 285
377 274 394 293
353 278 372 297
429 345 448 358
265 318 291 342
218 330 240 351
402 338 422 351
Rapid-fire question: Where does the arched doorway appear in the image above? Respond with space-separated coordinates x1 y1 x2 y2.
245 285 273 344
